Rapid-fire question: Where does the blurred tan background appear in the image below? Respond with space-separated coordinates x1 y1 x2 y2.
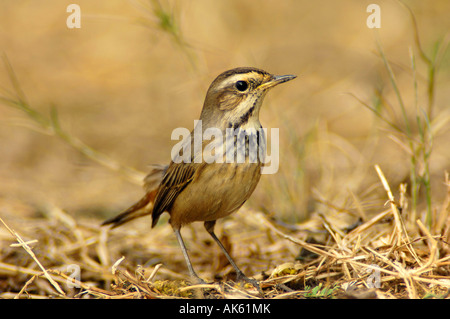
0 0 449 226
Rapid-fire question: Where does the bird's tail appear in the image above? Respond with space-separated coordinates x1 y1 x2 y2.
101 190 157 228
101 164 167 228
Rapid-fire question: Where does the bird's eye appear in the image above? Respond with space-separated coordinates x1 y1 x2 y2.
235 80 248 91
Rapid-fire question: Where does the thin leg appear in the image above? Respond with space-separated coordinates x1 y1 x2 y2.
173 227 205 284
204 220 260 291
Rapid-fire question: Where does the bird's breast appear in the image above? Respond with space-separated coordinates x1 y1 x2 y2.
169 161 262 227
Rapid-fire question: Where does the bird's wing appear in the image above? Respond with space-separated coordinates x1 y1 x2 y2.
151 161 199 227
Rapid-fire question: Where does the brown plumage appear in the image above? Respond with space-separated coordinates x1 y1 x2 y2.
102 67 296 288
102 164 167 228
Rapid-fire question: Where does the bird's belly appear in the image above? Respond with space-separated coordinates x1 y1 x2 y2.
170 162 261 227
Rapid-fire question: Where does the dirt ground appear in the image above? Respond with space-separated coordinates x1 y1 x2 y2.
0 1 449 299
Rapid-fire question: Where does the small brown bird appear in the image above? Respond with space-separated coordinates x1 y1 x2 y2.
103 67 296 288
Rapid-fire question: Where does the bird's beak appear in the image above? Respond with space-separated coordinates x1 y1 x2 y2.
259 74 297 90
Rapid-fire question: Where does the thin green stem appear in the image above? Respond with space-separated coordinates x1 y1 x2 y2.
0 55 145 185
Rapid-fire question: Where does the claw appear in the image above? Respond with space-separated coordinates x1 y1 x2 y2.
236 271 263 295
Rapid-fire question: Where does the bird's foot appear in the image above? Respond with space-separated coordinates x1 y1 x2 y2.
189 274 207 285
236 271 263 295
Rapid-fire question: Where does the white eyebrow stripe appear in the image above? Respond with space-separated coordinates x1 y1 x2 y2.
214 72 260 91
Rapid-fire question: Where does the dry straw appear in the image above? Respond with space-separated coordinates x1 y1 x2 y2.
0 166 448 298
0 1 449 299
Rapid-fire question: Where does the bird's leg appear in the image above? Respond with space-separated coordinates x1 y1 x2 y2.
173 227 206 284
204 220 261 291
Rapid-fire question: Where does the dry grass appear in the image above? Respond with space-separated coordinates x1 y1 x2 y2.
0 173 449 299
0 1 449 299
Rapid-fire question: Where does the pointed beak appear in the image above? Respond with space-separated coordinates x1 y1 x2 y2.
259 74 297 90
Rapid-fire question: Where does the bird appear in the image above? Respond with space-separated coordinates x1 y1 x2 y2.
102 67 296 289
